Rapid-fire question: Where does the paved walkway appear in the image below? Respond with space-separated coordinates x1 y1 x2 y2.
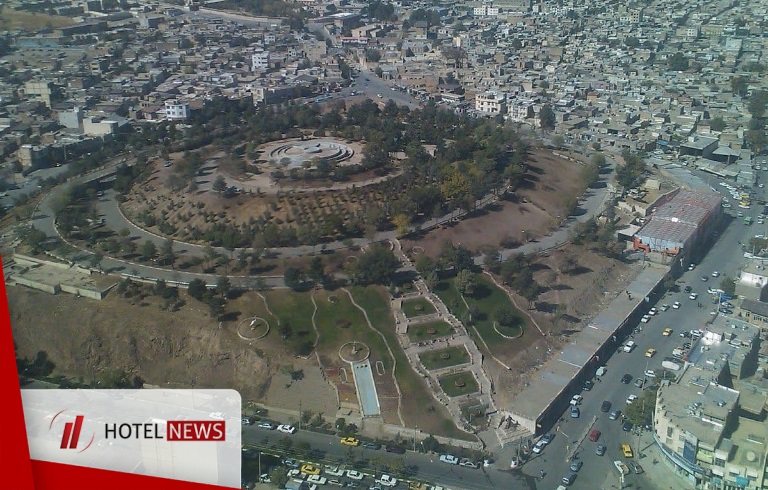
389 239 498 440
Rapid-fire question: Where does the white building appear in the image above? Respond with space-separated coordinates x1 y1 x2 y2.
473 4 499 16
164 99 189 120
251 50 270 71
475 91 506 115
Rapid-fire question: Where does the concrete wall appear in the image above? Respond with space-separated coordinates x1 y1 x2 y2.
59 284 105 300
11 275 60 294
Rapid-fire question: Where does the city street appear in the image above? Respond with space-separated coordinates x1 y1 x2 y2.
524 176 764 489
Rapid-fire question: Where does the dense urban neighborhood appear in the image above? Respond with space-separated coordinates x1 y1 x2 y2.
3 0 768 489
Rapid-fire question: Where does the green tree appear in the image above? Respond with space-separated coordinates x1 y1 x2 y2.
188 279 208 300
216 276 231 299
141 240 157 261
709 117 726 132
539 104 556 130
309 256 325 285
159 238 175 266
590 152 607 169
347 243 400 285
284 267 304 290
483 247 502 273
212 175 227 194
720 276 736 296
748 90 768 118
455 269 477 296
494 303 521 327
624 389 655 427
667 52 689 71
731 76 749 97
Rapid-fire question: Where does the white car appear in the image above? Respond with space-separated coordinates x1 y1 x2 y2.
439 454 459 465
640 315 650 323
570 395 583 406
325 466 345 477
532 440 548 454
660 304 669 311
277 424 297 434
672 301 681 309
712 271 720 277
376 474 398 487
644 369 657 378
307 475 327 485
688 264 695 271
257 421 275 430
689 293 698 300
626 394 638 405
346 470 364 480
648 308 657 316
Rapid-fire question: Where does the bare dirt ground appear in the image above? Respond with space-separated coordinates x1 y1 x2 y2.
8 286 339 416
403 148 585 255
487 246 642 408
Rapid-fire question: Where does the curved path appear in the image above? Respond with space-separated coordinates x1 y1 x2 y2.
29 149 614 289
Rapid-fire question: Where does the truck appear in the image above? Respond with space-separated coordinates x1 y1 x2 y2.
614 460 630 475
745 216 753 225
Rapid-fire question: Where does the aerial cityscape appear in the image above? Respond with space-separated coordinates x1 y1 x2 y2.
2 0 768 488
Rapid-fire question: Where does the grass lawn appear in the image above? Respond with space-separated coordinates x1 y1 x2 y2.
0 9 75 30
419 346 471 370
434 275 525 352
402 297 436 318
438 371 479 397
264 290 317 354
407 321 454 342
350 287 475 441
313 290 390 366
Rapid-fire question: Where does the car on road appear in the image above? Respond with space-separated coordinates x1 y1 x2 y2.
542 433 555 444
324 466 345 477
570 395 583 405
277 424 297 434
384 445 405 454
307 475 327 485
689 292 699 300
660 304 670 311
622 421 634 432
621 444 634 458
701 276 708 282
621 374 632 384
634 378 645 388
595 444 607 456
609 410 621 420
532 439 547 454
257 421 275 430
459 459 479 469
712 271 720 277
601 401 612 412
588 429 601 442
688 264 695 271
672 301 681 309
640 314 650 323
626 394 639 405
561 472 577 485
241 417 252 425
614 460 630 475
645 369 658 378
645 348 656 358
628 461 644 474
684 285 693 293
377 94 383 98
439 454 459 465
570 406 580 418
683 342 692 349
680 330 691 338
300 464 321 476
569 460 583 472
648 307 657 316
363 442 382 450
340 437 360 447
328 479 343 487
663 327 673 336
376 475 397 487
582 380 594 391
345 470 364 480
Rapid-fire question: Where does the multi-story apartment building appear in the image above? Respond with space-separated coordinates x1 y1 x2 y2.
251 50 270 71
653 319 768 490
475 91 506 115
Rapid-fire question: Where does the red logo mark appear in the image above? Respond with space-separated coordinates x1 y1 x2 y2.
166 421 226 441
50 410 95 452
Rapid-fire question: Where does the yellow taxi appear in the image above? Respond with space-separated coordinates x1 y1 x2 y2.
340 436 361 447
645 348 656 358
300 464 321 475
663 327 673 336
621 443 634 458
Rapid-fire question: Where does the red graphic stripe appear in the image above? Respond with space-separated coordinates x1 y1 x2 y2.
0 256 35 488
60 422 73 449
68 415 84 449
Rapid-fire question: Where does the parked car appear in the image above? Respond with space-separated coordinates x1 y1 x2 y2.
595 444 607 456
569 460 583 472
589 429 601 442
621 444 634 458
621 374 632 384
385 445 405 454
277 424 297 434
340 437 360 447
345 470 364 480
439 454 459 465
375 475 397 487
532 440 548 454
300 464 321 476
626 394 639 405
609 410 621 421
459 459 479 469
634 378 645 388
672 301 681 309
570 395 583 405
561 472 577 485
660 304 670 311
663 327 673 336
570 406 580 418
541 432 555 444
582 380 594 391
622 421 634 432
363 442 382 450
645 348 656 358
257 421 275 430
640 314 650 323
241 417 253 425
628 461 644 474
684 285 693 293
689 292 699 300
601 401 612 412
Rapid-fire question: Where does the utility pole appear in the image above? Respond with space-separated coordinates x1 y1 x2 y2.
299 399 302 430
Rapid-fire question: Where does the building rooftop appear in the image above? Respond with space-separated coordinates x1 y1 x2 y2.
728 418 767 471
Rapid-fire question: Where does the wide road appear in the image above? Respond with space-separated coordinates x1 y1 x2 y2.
242 424 534 489
525 177 763 489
